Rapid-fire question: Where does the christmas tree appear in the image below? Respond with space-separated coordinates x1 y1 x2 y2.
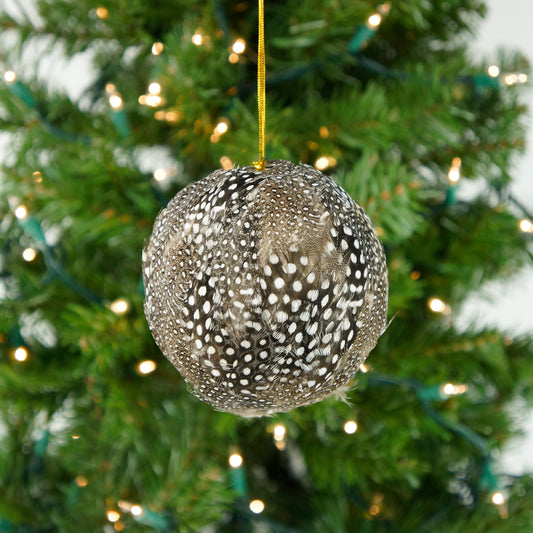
1 0 533 531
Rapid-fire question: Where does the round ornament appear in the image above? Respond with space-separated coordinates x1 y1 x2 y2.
143 159 388 416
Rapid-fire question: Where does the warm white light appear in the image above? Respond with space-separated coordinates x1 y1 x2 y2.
228 53 240 64
75 475 88 487
15 205 28 219
232 39 246 54
3 70 16 83
110 298 129 314
492 492 505 505
249 499 265 514
138 360 157 375
273 424 286 441
71 434 80 439
518 73 528 84
105 83 116 94
153 168 168 181
229 453 243 468
22 248 37 262
148 82 161 95
315 156 330 171
192 33 203 46
152 42 164 55
504 74 518 86
367 13 382 28
131 505 143 516
359 363 369 373
109 94 123 109
487 65 500 78
107 510 120 523
14 347 28 362
448 167 460 183
214 121 229 135
344 420 358 434
428 298 446 313
140 94 163 107
441 383 468 396
519 219 533 233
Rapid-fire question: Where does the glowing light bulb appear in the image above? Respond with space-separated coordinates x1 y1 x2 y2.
110 298 129 314
71 434 80 440
75 475 88 487
22 248 37 262
228 53 240 64
214 121 229 135
148 82 161 95
518 73 528 84
492 492 505 505
13 347 28 362
487 65 500 78
153 168 168 181
107 510 120 523
315 156 330 171
228 453 243 468
344 420 358 434
137 360 157 375
220 156 234 170
96 6 108 19
519 219 533 233
359 363 369 373
367 13 382 28
109 94 123 109
448 167 460 183
192 32 203 46
249 499 265 514
273 424 286 441
130 505 143 516
428 298 446 313
232 39 246 54
152 42 164 55
15 205 28 219
504 74 518 86
3 70 16 83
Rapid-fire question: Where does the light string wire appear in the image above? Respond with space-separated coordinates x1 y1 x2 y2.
253 0 266 171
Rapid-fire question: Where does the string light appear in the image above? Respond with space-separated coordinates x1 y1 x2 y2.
228 453 243 468
491 492 505 505
519 219 533 233
249 499 265 514
32 171 43 183
487 65 500 78
130 505 143 516
71 434 80 440
359 363 370 373
232 39 246 54
96 6 108 19
109 94 123 110
152 42 164 55
153 168 168 182
137 360 157 375
428 297 446 313
15 205 28 219
367 13 382 28
228 53 240 64
220 156 234 170
13 347 28 362
440 383 468 397
107 510 120 523
3 70 16 83
214 119 230 136
192 32 204 46
343 420 358 434
22 248 37 262
448 157 462 184
273 424 286 441
75 475 88 487
148 82 161 95
110 298 129 314
315 156 330 171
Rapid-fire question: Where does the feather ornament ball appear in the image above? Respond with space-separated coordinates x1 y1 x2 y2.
143 160 388 417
